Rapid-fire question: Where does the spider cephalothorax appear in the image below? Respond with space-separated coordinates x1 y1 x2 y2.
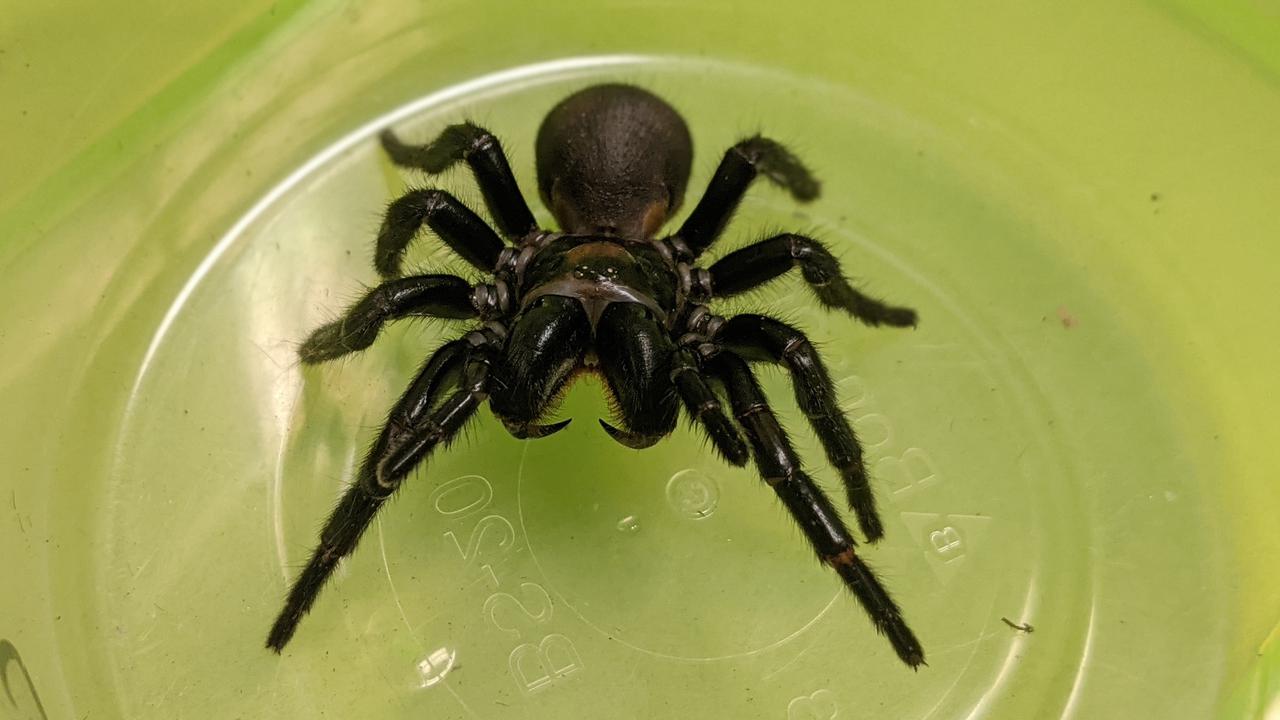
267 83 925 668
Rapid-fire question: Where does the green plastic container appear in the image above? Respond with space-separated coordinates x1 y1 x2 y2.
2 2 1277 718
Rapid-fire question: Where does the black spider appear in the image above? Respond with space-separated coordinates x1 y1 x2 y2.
267 84 924 668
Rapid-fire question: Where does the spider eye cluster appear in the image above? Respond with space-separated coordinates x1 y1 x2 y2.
571 263 621 281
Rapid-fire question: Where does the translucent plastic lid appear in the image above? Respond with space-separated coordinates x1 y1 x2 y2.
1 3 1277 719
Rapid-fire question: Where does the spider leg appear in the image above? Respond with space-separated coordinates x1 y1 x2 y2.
488 296 591 439
675 136 820 258
715 314 884 540
267 334 495 652
375 189 507 280
708 233 917 328
594 303 678 449
709 351 924 669
670 347 749 465
381 123 538 240
299 274 476 364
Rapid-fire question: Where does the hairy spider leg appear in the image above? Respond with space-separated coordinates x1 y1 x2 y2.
298 274 477 364
708 233 917 328
266 337 492 652
676 136 821 258
381 123 538 239
593 303 679 449
374 189 508 280
710 351 925 669
715 314 884 541
670 347 749 466
488 296 590 439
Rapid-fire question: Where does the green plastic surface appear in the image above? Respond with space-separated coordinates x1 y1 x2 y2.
2 2 1278 718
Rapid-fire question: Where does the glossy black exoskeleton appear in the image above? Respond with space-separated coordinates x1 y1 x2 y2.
267 84 925 668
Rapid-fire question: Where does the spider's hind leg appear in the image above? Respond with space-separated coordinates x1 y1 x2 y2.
710 351 924 669
675 136 820 258
381 122 538 239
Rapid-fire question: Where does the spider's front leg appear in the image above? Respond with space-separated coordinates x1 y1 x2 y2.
675 136 820 258
669 347 749 465
266 329 499 652
710 351 924 669
708 233 917 328
715 314 885 541
380 122 538 239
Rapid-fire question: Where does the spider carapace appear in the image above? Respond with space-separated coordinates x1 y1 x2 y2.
267 83 926 668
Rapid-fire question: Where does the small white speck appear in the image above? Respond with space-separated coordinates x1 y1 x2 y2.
417 646 457 688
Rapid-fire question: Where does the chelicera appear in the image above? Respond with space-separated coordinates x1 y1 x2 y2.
267 84 924 668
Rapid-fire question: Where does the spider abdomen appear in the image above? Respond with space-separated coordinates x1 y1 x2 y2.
535 84 693 238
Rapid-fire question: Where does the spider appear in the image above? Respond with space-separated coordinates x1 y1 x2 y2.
266 83 925 668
